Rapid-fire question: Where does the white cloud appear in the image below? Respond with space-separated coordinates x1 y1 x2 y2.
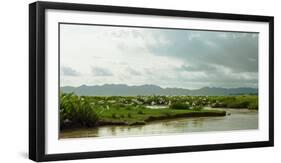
60 24 258 89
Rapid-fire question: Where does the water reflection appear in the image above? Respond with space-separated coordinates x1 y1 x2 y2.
60 108 258 139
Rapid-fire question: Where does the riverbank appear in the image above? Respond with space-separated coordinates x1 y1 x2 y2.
96 108 226 126
61 107 226 130
60 108 257 139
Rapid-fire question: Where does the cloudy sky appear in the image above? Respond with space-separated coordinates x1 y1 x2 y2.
60 24 258 89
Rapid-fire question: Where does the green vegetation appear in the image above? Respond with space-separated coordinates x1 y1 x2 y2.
95 105 225 126
209 95 258 109
170 102 190 110
60 93 258 130
60 93 98 129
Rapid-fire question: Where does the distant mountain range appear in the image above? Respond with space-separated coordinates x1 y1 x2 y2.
61 84 258 96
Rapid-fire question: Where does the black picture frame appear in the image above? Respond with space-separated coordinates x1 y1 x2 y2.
29 1 274 162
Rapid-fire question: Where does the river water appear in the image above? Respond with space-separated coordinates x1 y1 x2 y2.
60 108 258 139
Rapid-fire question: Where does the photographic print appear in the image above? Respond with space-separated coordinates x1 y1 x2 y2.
29 2 273 161
59 24 259 139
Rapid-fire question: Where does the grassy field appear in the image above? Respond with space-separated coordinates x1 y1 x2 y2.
59 93 257 130
95 107 226 126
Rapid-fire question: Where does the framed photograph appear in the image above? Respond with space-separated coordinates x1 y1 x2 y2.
29 1 274 162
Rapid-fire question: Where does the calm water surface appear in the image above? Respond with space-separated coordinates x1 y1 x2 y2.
60 108 258 139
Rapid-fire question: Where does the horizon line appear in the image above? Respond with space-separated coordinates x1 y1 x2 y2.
60 83 258 90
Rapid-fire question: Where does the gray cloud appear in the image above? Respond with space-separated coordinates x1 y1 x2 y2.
178 63 218 73
61 66 80 76
177 67 258 88
149 30 258 74
91 67 113 76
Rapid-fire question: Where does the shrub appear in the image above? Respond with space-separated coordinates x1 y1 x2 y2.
111 113 118 119
137 110 145 114
193 105 203 110
60 93 99 129
227 101 249 108
170 102 190 110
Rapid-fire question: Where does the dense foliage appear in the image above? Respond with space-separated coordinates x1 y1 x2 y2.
60 93 258 129
170 102 190 110
209 96 258 109
60 93 98 129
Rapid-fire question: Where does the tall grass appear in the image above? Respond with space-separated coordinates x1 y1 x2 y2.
210 96 258 109
60 93 98 129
